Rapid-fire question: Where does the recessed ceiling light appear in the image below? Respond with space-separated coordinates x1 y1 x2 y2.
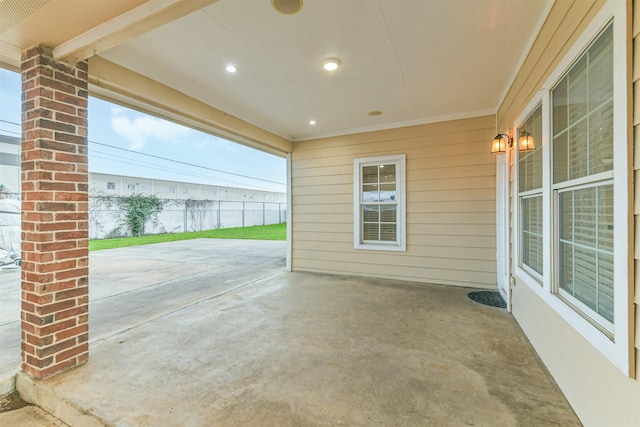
368 110 383 116
309 120 316 125
272 0 303 15
226 65 237 73
321 58 341 71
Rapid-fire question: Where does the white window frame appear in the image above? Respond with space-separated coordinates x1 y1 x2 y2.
514 94 550 289
512 0 631 375
516 102 544 283
353 154 406 251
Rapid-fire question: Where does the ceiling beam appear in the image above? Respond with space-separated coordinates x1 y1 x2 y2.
88 56 292 157
0 40 21 71
53 0 219 64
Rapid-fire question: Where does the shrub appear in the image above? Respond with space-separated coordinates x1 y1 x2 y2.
118 194 164 237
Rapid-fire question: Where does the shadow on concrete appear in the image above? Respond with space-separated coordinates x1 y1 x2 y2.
0 239 286 396
5 245 580 426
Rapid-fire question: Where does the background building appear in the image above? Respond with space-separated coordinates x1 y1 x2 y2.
0 135 286 239
1 135 284 203
89 172 285 203
0 135 20 194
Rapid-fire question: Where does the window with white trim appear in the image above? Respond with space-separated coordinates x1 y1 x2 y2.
513 2 630 375
552 23 614 331
354 155 406 251
518 104 543 278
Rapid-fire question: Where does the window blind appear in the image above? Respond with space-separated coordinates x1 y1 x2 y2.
552 23 614 327
361 164 397 242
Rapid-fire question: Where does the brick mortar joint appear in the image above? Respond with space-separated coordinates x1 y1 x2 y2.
22 44 88 72
33 341 86 358
24 326 87 341
21 317 85 329
27 88 85 99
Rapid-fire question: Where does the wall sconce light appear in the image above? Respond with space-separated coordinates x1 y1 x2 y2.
519 132 535 152
491 133 512 155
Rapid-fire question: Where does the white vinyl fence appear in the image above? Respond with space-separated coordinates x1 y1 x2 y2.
1 193 287 240
90 197 287 239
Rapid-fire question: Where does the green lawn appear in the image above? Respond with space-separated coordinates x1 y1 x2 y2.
89 223 286 251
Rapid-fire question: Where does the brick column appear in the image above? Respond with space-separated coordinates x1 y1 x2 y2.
21 45 89 379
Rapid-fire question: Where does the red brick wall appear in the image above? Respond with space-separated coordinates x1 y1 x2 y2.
21 45 90 379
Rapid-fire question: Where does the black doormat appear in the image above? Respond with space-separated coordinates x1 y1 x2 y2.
467 291 507 309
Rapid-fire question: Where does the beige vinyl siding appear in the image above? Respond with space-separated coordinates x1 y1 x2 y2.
498 0 607 130
632 0 640 366
498 0 640 425
291 115 496 288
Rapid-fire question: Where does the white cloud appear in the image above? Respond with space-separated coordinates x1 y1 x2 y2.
194 136 238 153
110 108 192 151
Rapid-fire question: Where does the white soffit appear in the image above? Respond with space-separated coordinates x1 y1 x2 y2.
0 0 147 49
98 0 550 141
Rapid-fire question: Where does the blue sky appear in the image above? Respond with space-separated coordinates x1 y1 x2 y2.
0 68 286 193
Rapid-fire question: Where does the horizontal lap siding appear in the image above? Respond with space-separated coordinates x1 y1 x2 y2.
502 0 636 350
498 0 605 130
291 115 497 288
633 0 640 365
497 0 640 425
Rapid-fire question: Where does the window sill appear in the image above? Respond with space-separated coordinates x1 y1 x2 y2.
355 243 406 252
514 267 627 375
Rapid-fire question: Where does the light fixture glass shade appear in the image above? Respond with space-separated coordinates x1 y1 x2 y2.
519 133 535 152
491 135 507 155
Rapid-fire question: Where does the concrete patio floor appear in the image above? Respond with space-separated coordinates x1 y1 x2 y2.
0 238 287 392
1 239 580 426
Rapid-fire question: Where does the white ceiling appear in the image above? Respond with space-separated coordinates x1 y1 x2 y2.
0 0 551 142
98 0 551 141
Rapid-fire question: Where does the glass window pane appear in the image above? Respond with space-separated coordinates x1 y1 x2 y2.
362 184 378 202
554 131 568 183
589 25 613 108
553 78 568 136
380 165 396 183
359 161 399 244
379 184 396 202
558 185 614 324
598 253 614 323
363 222 379 241
518 105 543 192
504 25 617 331
380 223 396 241
573 246 598 311
588 101 614 175
598 185 614 251
573 187 596 247
362 166 378 184
363 205 379 223
560 190 573 240
380 205 396 223
567 56 588 125
358 158 401 246
552 23 613 184
521 196 543 275
559 242 574 294
568 119 589 180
